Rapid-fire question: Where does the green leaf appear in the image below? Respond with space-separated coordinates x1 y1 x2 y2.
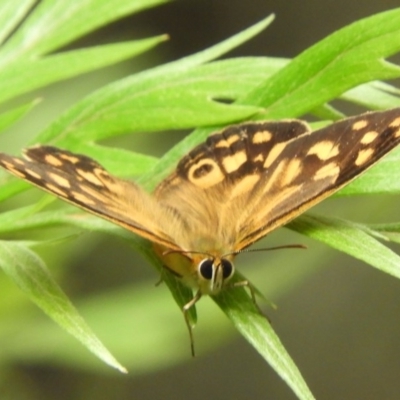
343 81 400 110
34 15 276 146
214 285 315 400
0 36 168 106
289 214 400 280
0 0 35 45
0 0 170 106
239 8 400 119
366 222 400 244
3 0 170 55
0 240 126 372
0 177 28 202
139 240 198 327
0 99 40 133
145 9 400 190
338 148 400 196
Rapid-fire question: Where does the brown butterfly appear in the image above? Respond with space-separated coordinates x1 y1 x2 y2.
1 108 400 352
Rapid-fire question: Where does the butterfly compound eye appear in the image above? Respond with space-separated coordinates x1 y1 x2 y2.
199 259 214 280
221 259 234 279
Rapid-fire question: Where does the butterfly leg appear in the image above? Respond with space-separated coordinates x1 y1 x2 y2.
230 280 273 322
182 290 202 357
231 279 256 302
154 274 164 287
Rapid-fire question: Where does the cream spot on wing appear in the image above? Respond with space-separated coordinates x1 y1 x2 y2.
275 184 303 204
215 133 242 148
389 117 400 128
71 191 96 205
352 120 368 130
6 166 26 178
355 148 374 166
188 158 224 188
59 153 80 164
281 158 302 186
313 162 340 181
45 183 67 197
164 175 181 187
226 133 241 145
395 128 400 138
307 141 339 160
77 168 104 186
263 142 286 168
2 160 21 170
44 154 63 167
252 130 272 144
48 172 71 188
12 158 24 165
360 131 378 144
214 140 229 148
262 159 287 194
24 168 41 179
222 151 247 173
229 174 260 199
167 176 181 187
253 184 302 225
253 153 264 163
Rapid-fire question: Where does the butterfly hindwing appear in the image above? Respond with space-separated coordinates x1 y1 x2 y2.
0 146 184 250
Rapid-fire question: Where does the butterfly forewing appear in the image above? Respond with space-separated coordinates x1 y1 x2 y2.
237 109 400 248
0 146 184 250
155 108 400 251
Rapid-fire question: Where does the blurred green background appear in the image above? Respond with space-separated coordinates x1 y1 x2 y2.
1 1 400 399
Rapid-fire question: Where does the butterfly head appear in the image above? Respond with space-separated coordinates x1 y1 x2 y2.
155 245 235 295
196 256 234 295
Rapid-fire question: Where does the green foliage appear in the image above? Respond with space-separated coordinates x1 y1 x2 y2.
1 3 400 400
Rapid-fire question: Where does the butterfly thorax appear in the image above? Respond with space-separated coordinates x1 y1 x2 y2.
153 242 235 295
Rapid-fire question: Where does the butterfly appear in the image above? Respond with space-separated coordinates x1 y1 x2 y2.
1 108 400 353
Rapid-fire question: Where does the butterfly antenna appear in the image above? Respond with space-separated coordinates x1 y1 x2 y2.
227 244 307 257
162 249 213 258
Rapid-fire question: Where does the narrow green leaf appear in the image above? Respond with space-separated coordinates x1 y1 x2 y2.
130 237 197 327
141 15 275 75
343 81 400 110
240 8 400 119
145 11 400 189
0 99 40 133
0 0 35 45
0 176 28 202
0 36 167 106
214 286 315 400
0 241 127 372
0 281 229 373
34 16 276 145
338 148 400 196
309 103 345 121
367 222 400 244
2 0 170 56
289 214 400 280
0 196 57 234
